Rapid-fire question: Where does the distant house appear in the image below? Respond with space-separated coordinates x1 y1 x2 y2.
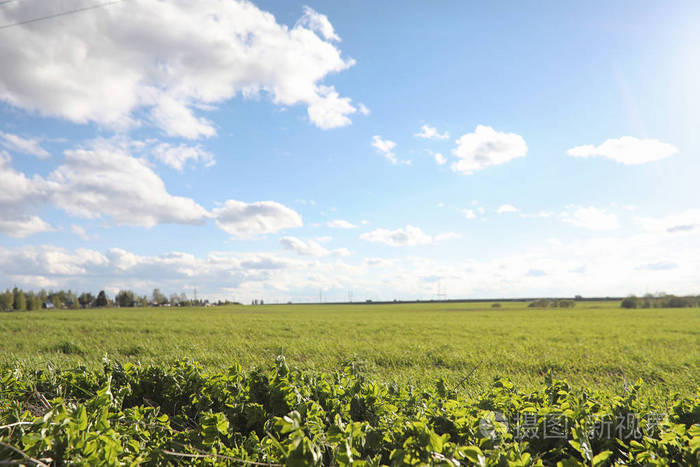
42 302 54 309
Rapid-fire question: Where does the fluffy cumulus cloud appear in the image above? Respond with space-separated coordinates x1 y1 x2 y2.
214 200 303 239
49 139 209 227
431 152 447 165
567 137 677 165
497 204 519 214
415 124 449 140
0 216 53 238
280 236 331 257
0 153 48 211
327 219 357 229
0 244 364 302
0 1 359 138
2 228 700 302
0 139 313 238
451 125 527 174
151 143 215 171
0 152 53 237
296 6 341 42
280 236 349 257
559 206 619 230
0 131 50 159
360 225 460 247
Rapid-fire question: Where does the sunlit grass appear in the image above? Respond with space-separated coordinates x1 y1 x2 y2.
1 301 697 398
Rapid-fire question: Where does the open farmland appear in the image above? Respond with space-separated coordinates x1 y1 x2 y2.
2 301 699 465
2 301 697 397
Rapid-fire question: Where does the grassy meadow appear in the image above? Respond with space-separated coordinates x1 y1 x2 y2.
1 300 697 398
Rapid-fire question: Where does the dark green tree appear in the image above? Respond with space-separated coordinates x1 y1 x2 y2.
95 290 109 307
115 290 136 307
26 292 41 311
0 289 13 311
13 288 27 311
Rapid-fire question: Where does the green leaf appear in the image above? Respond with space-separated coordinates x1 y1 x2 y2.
592 450 613 466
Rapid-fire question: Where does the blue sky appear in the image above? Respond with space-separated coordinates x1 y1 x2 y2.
1 0 699 302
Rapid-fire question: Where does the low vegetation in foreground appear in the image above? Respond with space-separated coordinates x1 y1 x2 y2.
0 358 698 466
0 301 697 464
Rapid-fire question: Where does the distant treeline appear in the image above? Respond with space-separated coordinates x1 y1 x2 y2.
527 299 576 308
0 287 238 312
620 294 700 309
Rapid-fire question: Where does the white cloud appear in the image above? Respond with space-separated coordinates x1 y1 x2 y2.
3 227 700 302
433 152 447 165
497 204 519 214
567 136 677 165
150 96 217 139
372 135 398 164
0 216 53 238
0 2 358 137
307 85 357 129
0 140 220 234
460 209 476 219
49 139 209 227
361 225 432 246
214 200 302 238
636 209 700 235
560 206 619 230
280 236 349 257
0 244 357 302
280 236 331 257
327 219 357 229
71 224 97 241
0 152 48 211
360 225 460 247
0 131 50 159
152 143 215 171
363 257 395 267
0 152 52 237
296 6 340 42
451 125 527 174
415 124 449 140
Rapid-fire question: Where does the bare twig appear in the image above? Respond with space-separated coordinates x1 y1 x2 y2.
0 440 50 467
33 389 51 411
451 360 483 392
0 422 33 431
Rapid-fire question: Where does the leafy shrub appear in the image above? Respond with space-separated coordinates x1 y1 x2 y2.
0 358 697 465
46 340 86 355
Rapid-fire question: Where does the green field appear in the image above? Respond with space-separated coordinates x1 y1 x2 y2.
2 301 697 398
